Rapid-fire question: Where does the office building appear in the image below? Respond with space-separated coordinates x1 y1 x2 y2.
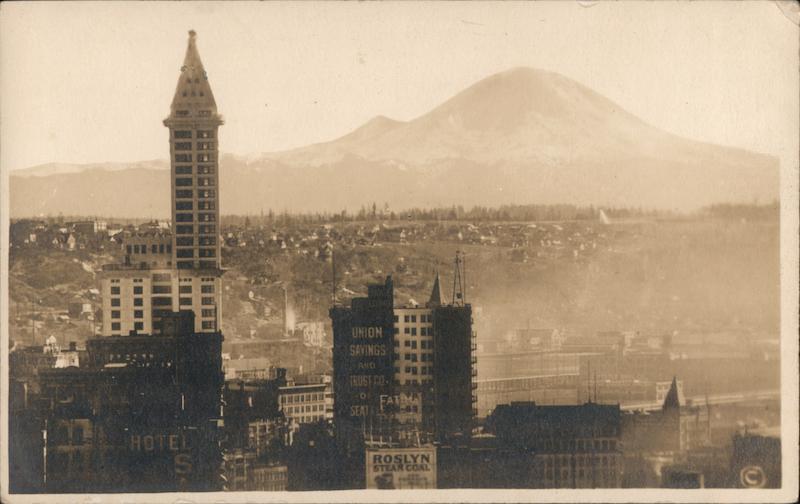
485 401 623 488
28 312 224 492
329 271 476 449
99 30 223 335
163 29 224 272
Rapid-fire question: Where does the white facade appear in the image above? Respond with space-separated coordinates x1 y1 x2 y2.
100 267 221 335
392 306 435 387
278 382 333 425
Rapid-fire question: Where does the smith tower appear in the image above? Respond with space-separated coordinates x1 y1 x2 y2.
164 30 223 271
99 30 224 336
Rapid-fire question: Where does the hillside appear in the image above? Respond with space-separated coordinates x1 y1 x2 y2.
10 67 779 217
10 217 779 343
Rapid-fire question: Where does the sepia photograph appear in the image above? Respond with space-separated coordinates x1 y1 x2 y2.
1 1 797 502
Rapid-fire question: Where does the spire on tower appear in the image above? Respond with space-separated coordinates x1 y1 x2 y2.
168 30 218 117
662 376 681 411
427 271 443 308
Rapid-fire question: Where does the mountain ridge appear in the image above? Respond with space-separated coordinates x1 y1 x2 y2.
10 67 779 217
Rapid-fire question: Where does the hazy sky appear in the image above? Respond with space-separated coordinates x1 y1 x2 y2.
1 1 798 173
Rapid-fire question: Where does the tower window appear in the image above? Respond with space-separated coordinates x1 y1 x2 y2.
198 130 214 139
176 201 193 210
176 166 192 175
202 297 215 305
176 225 193 235
176 189 193 199
198 154 211 162
175 178 193 187
177 249 194 258
199 249 216 258
176 237 194 246
175 142 192 151
174 130 192 138
175 154 192 162
175 213 193 222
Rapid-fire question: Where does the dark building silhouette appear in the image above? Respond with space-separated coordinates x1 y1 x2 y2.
431 304 475 443
329 276 396 451
621 377 710 454
730 432 781 488
329 272 477 487
11 312 224 493
484 401 623 488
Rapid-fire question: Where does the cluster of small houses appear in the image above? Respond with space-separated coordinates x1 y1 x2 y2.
220 220 611 263
12 217 611 265
9 218 171 254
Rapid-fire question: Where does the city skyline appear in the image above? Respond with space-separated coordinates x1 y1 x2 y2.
2 2 797 500
1 1 797 175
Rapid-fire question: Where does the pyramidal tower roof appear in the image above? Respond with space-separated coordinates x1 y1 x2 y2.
662 376 681 410
169 30 218 117
427 271 444 308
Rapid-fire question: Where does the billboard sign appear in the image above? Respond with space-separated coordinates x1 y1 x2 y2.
366 447 436 489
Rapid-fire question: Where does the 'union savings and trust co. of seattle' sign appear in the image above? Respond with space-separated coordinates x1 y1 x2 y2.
348 326 392 417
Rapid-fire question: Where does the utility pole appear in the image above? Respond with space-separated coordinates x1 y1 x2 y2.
331 248 337 306
31 299 36 345
451 251 466 306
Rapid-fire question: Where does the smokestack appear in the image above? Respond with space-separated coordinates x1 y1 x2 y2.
283 285 289 337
